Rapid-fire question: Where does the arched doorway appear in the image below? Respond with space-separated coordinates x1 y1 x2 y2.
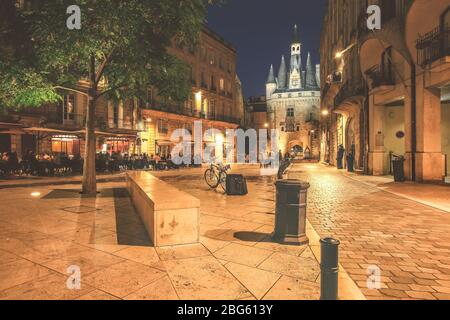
346 117 356 158
292 145 303 157
287 140 303 158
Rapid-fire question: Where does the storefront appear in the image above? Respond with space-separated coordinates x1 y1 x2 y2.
103 137 131 154
51 135 81 156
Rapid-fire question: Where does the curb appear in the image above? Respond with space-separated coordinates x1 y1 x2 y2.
285 163 367 300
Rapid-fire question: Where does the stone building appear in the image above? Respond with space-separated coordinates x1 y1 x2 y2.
246 96 269 132
1 2 245 161
320 0 450 183
266 25 321 159
139 26 243 160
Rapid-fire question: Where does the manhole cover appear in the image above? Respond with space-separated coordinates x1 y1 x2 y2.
61 206 100 214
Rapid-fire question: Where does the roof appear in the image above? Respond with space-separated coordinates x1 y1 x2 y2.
202 25 236 53
292 24 300 43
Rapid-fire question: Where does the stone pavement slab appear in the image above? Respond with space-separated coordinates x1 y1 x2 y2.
0 166 361 300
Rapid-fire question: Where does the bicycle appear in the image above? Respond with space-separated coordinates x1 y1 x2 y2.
204 162 231 192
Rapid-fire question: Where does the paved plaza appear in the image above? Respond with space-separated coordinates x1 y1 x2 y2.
0 164 450 300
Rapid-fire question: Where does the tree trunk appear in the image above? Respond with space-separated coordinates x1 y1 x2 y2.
82 55 98 195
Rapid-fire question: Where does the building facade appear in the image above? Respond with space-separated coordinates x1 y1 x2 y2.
0 80 140 159
320 0 450 183
246 96 269 132
139 26 243 160
266 25 321 159
1 2 245 162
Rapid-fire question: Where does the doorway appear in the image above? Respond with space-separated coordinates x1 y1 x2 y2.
383 104 405 175
0 134 11 154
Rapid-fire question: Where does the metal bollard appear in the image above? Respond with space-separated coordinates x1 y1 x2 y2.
272 179 310 246
320 237 340 300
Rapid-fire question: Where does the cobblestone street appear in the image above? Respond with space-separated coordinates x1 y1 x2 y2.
288 164 450 300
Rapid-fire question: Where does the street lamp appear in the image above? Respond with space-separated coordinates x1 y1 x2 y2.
321 109 329 116
334 43 356 60
264 123 269 128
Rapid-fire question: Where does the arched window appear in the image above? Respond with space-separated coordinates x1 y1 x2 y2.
441 6 450 31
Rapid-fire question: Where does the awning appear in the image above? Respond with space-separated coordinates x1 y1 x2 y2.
0 122 27 134
23 127 84 135
22 127 137 139
156 140 173 146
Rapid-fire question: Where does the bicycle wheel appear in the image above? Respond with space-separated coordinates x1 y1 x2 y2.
218 172 227 192
204 169 219 188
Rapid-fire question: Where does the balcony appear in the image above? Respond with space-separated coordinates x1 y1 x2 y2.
416 26 450 67
322 71 343 100
45 113 86 130
142 103 241 125
365 64 395 94
334 81 366 109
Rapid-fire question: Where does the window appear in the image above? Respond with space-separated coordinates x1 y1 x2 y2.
287 108 294 117
62 95 75 121
190 94 195 112
210 99 216 118
190 67 196 85
183 123 193 135
381 46 393 80
209 52 216 66
219 78 225 91
201 71 207 88
211 75 216 90
441 7 450 31
158 119 169 135
227 81 232 95
286 123 295 132
201 46 207 61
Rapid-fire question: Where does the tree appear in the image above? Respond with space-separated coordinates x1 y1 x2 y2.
1 0 219 194
0 0 60 112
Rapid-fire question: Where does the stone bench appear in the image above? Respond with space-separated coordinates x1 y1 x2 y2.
126 171 200 247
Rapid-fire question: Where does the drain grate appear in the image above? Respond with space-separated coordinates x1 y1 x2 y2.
61 206 100 214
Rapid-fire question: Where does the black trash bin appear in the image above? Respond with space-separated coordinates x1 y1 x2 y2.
392 156 405 182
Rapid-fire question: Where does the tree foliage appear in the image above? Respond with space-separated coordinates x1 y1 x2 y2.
1 0 221 108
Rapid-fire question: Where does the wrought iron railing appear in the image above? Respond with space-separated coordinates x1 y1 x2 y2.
46 113 86 127
365 63 395 89
334 81 366 108
144 103 241 125
416 25 450 66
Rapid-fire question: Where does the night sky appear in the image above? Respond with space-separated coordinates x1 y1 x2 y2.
207 0 327 99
